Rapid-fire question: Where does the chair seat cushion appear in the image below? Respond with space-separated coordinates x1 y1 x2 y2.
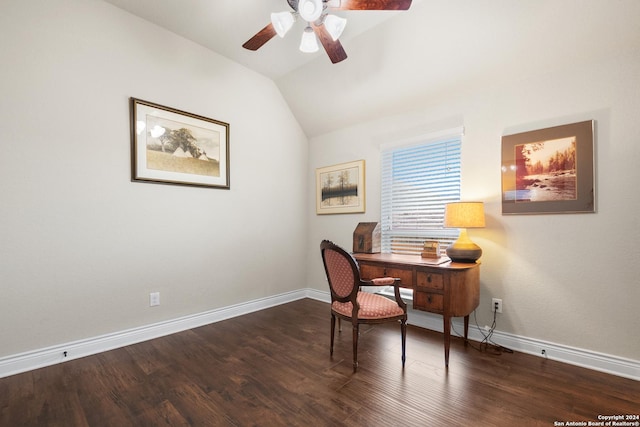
332 291 405 319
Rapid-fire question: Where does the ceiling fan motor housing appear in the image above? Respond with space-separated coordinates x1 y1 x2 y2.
298 0 324 22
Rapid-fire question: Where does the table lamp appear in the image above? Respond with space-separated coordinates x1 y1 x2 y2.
444 202 485 263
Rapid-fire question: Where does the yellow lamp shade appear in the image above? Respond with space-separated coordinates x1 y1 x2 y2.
444 202 485 228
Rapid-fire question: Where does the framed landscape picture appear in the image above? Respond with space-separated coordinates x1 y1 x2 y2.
316 160 365 214
131 98 230 189
501 120 595 214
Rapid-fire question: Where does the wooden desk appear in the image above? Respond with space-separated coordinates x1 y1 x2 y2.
353 253 480 367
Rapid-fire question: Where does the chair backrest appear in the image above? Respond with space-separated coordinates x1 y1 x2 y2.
320 240 360 302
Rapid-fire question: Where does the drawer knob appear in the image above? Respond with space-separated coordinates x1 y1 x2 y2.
427 275 432 283
427 295 432 303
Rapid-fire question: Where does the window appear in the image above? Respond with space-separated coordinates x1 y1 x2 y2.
380 129 462 256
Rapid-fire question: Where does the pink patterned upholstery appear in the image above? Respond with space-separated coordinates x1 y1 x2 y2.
320 240 407 371
332 291 405 319
324 249 355 297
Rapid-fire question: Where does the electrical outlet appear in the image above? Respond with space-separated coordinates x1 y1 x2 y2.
150 292 160 307
492 298 503 313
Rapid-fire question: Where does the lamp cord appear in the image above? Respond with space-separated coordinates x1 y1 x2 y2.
450 307 513 355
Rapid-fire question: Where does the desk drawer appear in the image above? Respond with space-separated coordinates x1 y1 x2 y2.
416 271 444 290
414 291 443 312
359 263 413 286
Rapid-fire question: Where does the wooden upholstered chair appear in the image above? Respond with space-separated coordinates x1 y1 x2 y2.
320 240 408 372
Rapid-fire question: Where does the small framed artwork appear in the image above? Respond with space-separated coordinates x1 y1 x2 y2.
501 120 595 214
316 160 365 214
131 98 230 189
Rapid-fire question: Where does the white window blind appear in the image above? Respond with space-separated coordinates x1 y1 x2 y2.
381 132 462 255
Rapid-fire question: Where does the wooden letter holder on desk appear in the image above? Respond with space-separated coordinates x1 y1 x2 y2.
353 252 480 367
352 222 380 253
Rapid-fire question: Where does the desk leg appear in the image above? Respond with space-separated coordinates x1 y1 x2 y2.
464 315 470 344
444 316 450 367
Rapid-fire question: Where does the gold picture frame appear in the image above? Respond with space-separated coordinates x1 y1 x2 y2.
316 160 365 214
130 98 230 189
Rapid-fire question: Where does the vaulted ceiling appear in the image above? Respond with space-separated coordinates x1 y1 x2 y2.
103 0 640 138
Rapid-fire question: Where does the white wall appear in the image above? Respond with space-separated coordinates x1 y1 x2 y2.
1 0 638 373
307 51 640 361
0 0 308 358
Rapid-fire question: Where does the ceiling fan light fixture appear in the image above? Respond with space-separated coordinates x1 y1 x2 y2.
298 0 323 22
324 14 347 41
270 11 295 37
299 26 319 53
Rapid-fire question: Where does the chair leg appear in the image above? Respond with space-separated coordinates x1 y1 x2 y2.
401 318 407 367
330 314 336 355
352 323 359 372
338 317 342 332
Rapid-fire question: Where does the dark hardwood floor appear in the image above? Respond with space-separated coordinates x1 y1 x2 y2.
1 298 638 426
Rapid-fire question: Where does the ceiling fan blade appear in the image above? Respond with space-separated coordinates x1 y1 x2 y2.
333 0 412 10
312 24 348 64
242 23 278 51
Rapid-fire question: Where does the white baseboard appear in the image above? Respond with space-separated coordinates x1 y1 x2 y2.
402 306 640 381
0 289 310 379
1 289 638 381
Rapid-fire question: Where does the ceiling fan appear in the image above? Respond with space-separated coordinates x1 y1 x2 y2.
242 0 412 64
